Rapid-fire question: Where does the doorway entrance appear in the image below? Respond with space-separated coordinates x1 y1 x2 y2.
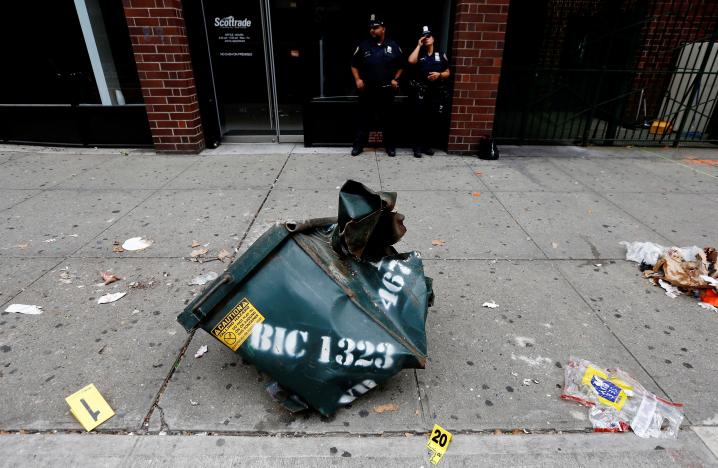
199 0 305 143
186 0 454 146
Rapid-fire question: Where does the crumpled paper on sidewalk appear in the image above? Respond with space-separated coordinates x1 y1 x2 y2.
622 241 718 310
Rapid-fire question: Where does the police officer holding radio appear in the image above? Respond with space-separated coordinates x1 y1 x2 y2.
408 26 450 158
351 14 404 157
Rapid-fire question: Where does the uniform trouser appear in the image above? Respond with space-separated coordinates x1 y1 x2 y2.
354 87 396 149
411 87 441 150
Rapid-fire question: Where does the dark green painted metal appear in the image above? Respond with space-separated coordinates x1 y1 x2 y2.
178 184 432 416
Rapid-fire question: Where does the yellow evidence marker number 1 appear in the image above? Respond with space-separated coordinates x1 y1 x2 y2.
426 424 453 464
65 384 115 431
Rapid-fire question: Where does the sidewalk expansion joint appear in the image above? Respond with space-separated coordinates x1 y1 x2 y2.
140 330 195 433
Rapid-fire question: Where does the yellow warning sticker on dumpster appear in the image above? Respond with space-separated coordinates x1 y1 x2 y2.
65 383 115 432
211 297 264 351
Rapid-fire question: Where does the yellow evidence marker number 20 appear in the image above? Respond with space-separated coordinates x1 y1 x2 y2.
426 424 453 464
65 384 115 431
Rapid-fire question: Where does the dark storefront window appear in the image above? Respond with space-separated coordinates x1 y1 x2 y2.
0 1 150 145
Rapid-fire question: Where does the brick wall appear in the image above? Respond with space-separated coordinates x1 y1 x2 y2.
448 0 510 154
629 0 718 118
123 0 205 153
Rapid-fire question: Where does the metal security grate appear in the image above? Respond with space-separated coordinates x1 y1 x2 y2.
494 0 718 146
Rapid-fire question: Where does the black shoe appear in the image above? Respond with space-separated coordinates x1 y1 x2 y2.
386 148 396 157
422 147 434 156
413 148 422 158
351 146 362 156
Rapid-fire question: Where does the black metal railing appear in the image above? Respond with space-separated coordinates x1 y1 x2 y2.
494 0 718 146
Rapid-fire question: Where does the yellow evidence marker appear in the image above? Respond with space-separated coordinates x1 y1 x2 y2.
65 383 115 431
426 424 453 464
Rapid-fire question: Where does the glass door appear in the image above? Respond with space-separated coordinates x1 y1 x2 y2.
203 0 304 142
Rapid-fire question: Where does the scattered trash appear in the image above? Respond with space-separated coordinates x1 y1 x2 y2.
59 270 73 284
482 301 499 309
97 292 127 304
621 241 704 269
190 400 199 406
100 272 123 285
658 279 681 299
623 241 717 311
373 403 399 413
122 237 153 251
551 242 559 249
217 249 233 263
474 171 483 176
191 240 201 248
189 271 219 286
561 357 684 439
194 345 208 358
698 302 718 312
700 288 718 307
522 378 532 386
701 275 718 288
472 192 481 197
112 240 125 253
431 240 446 246
594 264 602 267
682 159 718 166
4 304 43 315
190 248 209 258
177 180 433 416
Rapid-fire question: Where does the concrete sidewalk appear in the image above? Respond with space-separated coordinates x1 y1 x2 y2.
1 143 717 466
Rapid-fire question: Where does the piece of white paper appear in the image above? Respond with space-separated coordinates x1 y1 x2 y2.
122 237 153 251
97 292 127 304
194 345 208 358
658 279 681 299
482 301 499 309
4 304 43 315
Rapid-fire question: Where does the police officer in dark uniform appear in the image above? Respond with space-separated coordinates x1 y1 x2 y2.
408 26 450 158
350 14 404 157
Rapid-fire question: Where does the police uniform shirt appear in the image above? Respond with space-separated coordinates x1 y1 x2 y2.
351 38 403 87
416 50 449 84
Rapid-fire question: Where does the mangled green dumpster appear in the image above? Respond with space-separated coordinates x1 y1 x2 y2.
177 180 433 416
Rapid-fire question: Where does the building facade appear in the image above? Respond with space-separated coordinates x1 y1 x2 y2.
2 1 717 153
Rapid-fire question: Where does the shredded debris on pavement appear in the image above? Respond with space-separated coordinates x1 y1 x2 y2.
97 292 127 304
482 301 499 308
194 345 208 358
101 271 123 285
4 304 43 315
189 271 218 286
622 241 717 311
122 237 153 251
561 357 684 438
373 403 399 413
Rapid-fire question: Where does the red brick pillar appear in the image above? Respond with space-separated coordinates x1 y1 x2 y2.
448 0 510 155
123 0 205 153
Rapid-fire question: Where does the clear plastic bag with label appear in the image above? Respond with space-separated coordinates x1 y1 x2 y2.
561 357 684 439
